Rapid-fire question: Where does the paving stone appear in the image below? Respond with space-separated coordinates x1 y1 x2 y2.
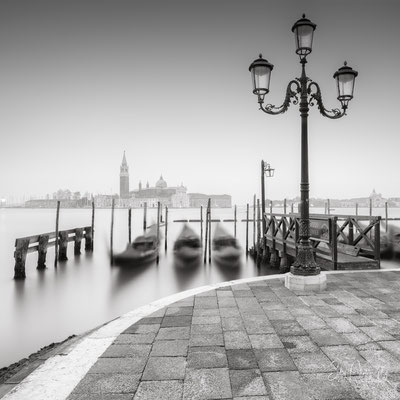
136 317 163 324
288 306 314 316
72 373 141 394
133 380 183 400
346 313 375 327
280 335 319 353
290 350 337 373
101 344 151 359
377 340 400 359
271 320 306 336
191 323 222 334
254 349 296 372
243 316 275 335
183 368 232 399
227 349 258 369
192 309 220 317
264 310 293 321
68 393 133 400
358 349 400 373
357 308 390 319
233 290 256 298
329 304 358 314
248 334 284 349
124 324 160 334
219 307 241 317
165 306 193 316
233 396 270 400
90 358 148 374
360 326 395 341
142 357 186 380
218 298 238 308
114 333 156 344
230 369 267 397
342 331 374 346
308 328 349 346
187 346 228 369
148 309 166 318
222 317 246 331
194 297 218 308
262 371 312 400
302 372 363 400
310 306 341 318
161 316 192 327
156 327 190 340
373 318 400 335
192 316 221 325
224 331 252 350
216 290 234 297
190 333 224 347
356 342 382 351
321 345 376 376
296 315 327 331
150 340 189 357
347 375 400 400
260 302 287 311
325 318 358 333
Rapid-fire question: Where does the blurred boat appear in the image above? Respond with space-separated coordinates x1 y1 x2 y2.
113 226 159 266
212 224 242 267
174 224 202 267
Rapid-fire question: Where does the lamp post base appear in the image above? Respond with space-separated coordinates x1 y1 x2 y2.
285 272 327 292
291 244 320 276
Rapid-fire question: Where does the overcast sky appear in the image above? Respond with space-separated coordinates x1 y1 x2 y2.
0 0 399 204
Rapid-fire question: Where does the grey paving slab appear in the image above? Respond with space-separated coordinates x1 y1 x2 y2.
222 317 246 331
156 327 190 340
325 317 359 333
136 317 163 324
191 323 223 334
150 339 189 357
360 325 396 341
114 333 156 344
248 334 284 349
296 315 327 330
377 340 400 359
254 349 296 372
124 324 160 334
192 315 221 325
187 346 228 369
161 315 192 327
142 357 186 381
347 375 400 400
290 350 337 373
280 335 320 353
359 349 400 373
192 308 220 317
308 328 349 347
90 358 148 374
101 344 151 359
229 369 268 397
271 320 306 336
165 306 193 316
68 394 133 400
227 349 258 370
224 331 252 350
71 373 141 394
183 368 232 399
133 380 183 400
189 333 224 347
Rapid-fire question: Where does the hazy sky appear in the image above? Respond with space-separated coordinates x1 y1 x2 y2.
0 0 399 204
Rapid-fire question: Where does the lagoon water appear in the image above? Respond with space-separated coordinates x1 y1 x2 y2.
1 206 399 368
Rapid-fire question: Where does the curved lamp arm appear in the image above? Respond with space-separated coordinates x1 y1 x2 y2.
308 81 346 119
259 80 300 115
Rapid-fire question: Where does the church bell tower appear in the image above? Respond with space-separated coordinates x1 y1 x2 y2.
120 151 129 199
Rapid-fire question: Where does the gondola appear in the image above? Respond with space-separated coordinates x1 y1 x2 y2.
113 226 159 266
212 224 242 267
174 224 202 267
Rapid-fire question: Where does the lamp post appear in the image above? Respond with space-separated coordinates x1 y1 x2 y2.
249 15 358 284
261 160 274 263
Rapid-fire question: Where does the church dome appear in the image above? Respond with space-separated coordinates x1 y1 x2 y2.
156 175 167 189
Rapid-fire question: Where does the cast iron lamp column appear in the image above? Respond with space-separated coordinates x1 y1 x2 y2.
249 15 358 276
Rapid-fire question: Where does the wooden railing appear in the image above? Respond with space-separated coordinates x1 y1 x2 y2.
14 227 93 279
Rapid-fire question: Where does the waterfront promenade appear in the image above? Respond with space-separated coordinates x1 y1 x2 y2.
2 270 400 399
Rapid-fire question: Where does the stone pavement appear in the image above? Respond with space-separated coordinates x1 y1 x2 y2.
65 271 400 400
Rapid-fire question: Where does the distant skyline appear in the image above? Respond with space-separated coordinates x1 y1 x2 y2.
0 1 399 204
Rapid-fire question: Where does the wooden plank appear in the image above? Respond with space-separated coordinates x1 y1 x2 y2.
337 243 360 256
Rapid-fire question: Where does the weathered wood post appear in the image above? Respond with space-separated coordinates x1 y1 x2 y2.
374 216 381 268
234 205 237 238
208 198 211 263
327 199 330 214
332 216 338 270
37 234 49 269
91 200 95 251
54 201 60 267
156 201 160 264
324 202 327 215
369 198 373 239
270 204 278 268
280 217 288 273
143 202 147 232
110 198 115 264
14 238 30 279
253 195 256 253
128 208 132 243
84 226 93 251
58 231 68 261
385 202 388 233
204 201 209 264
200 206 203 244
74 228 84 255
165 206 168 252
246 203 249 257
355 203 358 216
256 198 261 267
291 203 294 214
348 217 354 245
284 198 287 215
269 200 272 214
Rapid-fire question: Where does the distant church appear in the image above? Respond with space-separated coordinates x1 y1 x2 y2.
119 152 190 208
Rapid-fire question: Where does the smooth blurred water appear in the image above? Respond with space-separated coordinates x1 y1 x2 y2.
1 206 399 368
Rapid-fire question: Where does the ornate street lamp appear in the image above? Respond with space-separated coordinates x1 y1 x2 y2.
261 161 274 264
249 15 358 284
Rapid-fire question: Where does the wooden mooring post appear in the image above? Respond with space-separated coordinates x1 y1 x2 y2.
203 201 209 264
256 198 261 266
128 208 132 243
253 195 256 251
156 201 160 264
246 203 249 257
327 199 331 214
143 202 147 232
208 198 211 263
110 199 115 264
91 200 95 251
385 202 388 232
234 205 237 238
165 206 168 252
200 206 203 244
54 201 60 267
355 203 358 216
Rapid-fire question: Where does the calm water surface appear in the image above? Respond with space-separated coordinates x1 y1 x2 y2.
1 206 399 368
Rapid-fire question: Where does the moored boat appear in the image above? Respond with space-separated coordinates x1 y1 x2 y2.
212 224 242 267
113 227 159 266
174 224 202 267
